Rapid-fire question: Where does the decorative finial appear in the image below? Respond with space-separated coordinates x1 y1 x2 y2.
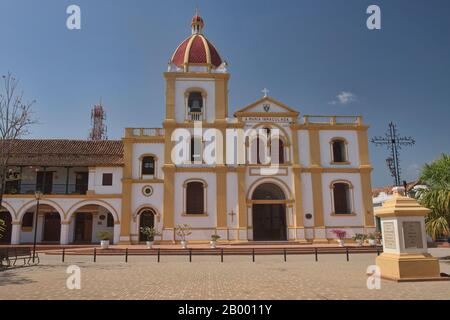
262 88 269 98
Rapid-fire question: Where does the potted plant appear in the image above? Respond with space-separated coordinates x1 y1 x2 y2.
331 229 347 247
210 234 221 248
140 226 162 249
176 224 192 249
97 231 112 249
374 231 382 246
352 233 367 246
367 233 377 246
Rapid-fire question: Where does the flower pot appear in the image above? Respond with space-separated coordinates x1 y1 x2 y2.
100 240 110 249
146 241 154 249
210 240 217 249
181 240 187 249
337 239 345 247
368 239 376 246
356 239 363 247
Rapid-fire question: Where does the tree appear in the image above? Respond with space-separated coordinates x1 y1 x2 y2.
416 154 450 240
0 72 37 237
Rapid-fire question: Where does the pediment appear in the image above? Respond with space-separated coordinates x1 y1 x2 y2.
234 96 299 117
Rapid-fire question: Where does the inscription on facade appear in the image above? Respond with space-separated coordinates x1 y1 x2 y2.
403 221 423 249
242 117 293 123
383 222 397 249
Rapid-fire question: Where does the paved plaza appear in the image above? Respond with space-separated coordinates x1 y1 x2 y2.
0 248 449 300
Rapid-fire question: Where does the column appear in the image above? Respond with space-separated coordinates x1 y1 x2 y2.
358 129 375 229
87 167 96 193
60 222 70 245
309 129 327 243
113 222 121 244
216 166 227 228
11 222 21 245
290 124 307 242
236 167 247 241
119 138 133 244
162 164 175 239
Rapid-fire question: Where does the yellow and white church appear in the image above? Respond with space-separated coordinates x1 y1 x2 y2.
0 14 375 245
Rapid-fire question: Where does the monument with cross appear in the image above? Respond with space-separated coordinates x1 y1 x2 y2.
371 122 415 186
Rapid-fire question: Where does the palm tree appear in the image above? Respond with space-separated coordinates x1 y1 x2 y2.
416 154 450 241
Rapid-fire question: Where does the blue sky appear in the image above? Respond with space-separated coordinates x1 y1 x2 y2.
1 0 449 187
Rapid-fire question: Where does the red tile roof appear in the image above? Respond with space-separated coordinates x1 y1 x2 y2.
171 34 223 68
1 139 124 167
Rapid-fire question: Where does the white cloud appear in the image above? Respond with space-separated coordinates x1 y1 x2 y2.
330 91 357 105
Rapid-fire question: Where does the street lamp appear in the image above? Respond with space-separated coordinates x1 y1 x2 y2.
32 190 43 263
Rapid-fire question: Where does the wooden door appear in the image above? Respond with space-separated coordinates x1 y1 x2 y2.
43 213 61 242
252 204 287 241
74 213 93 242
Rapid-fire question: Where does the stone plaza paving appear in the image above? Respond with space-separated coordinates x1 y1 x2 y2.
0 248 449 300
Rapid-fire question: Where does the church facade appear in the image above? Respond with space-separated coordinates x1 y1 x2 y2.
0 14 375 245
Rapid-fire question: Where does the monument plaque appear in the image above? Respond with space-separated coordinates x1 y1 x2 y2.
403 221 423 249
383 222 397 249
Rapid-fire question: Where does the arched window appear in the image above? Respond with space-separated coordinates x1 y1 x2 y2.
190 137 202 163
332 139 347 163
141 156 155 175
188 92 203 113
186 181 205 214
272 138 285 164
256 127 270 164
333 182 352 214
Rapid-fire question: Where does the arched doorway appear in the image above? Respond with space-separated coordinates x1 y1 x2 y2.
0 208 13 244
252 183 287 241
139 209 155 242
70 204 116 244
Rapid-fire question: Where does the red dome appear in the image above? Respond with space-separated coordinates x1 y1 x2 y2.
171 34 222 68
170 15 223 70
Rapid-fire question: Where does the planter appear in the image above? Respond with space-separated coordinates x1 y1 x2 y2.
368 239 376 246
356 239 363 247
181 240 187 249
337 239 345 247
100 240 110 249
146 241 154 249
210 240 217 249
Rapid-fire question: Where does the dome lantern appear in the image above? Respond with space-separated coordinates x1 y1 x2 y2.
169 13 224 72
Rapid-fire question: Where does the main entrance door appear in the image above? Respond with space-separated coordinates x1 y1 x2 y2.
74 212 93 242
253 204 287 241
252 183 287 241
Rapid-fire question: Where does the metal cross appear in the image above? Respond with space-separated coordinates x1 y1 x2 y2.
228 210 236 223
371 122 415 186
262 88 269 98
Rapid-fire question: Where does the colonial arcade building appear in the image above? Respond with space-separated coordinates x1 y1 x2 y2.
0 14 375 245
